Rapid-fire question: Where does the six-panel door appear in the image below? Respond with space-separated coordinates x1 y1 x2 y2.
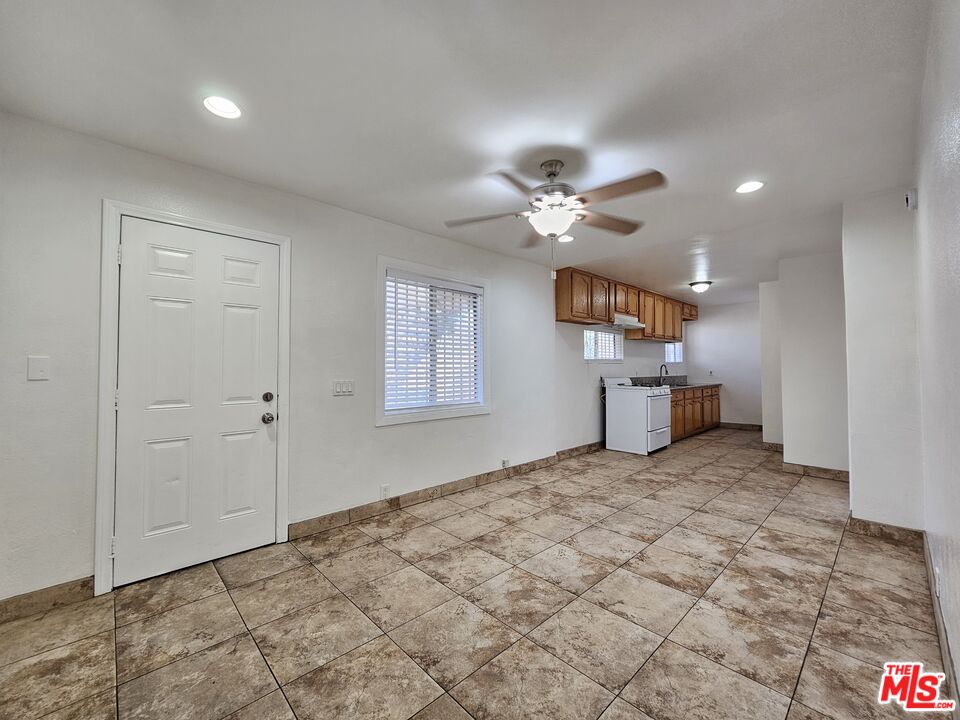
114 216 280 586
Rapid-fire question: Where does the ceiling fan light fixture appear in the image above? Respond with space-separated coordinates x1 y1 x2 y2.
735 180 764 194
689 281 713 293
528 206 576 237
557 234 574 243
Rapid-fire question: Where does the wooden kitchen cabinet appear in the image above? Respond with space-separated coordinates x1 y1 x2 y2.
613 283 640 318
671 394 685 440
591 276 611 322
627 286 640 316
662 297 675 339
556 267 697 337
556 268 611 324
672 386 720 439
654 295 666 339
641 291 656 337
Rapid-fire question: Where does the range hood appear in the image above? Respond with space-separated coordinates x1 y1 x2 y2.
610 312 645 329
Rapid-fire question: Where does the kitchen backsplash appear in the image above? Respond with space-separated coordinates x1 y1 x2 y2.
629 375 688 386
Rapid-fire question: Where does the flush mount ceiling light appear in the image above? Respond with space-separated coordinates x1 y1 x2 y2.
735 180 764 194
557 234 574 243
445 159 666 248
689 281 713 293
203 96 242 119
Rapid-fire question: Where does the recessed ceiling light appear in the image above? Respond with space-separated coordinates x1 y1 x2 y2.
203 96 242 119
689 281 713 293
735 180 764 194
557 234 574 243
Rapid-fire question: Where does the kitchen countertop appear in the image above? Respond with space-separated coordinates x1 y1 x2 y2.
668 383 721 391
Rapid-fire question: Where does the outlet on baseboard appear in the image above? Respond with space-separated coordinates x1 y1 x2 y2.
379 483 390 500
501 459 509 469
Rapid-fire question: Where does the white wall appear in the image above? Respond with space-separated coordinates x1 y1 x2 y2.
0 112 564 599
553 323 686 452
685 301 762 425
759 281 783 443
841 190 923 528
779 252 849 471
918 0 960 682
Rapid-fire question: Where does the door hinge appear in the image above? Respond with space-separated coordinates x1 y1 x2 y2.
114 389 119 411
117 244 122 265
109 536 118 559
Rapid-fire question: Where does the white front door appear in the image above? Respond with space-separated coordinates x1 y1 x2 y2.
114 216 280 585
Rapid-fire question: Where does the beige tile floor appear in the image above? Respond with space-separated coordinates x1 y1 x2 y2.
0 429 948 719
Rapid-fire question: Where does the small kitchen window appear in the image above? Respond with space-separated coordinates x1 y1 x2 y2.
584 328 624 362
377 257 489 426
665 342 683 363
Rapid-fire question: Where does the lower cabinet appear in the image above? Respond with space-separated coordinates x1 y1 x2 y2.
670 386 720 440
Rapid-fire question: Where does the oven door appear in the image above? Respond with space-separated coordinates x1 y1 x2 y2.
647 394 671 431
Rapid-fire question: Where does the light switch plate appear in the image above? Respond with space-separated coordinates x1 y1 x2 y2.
332 380 355 396
27 355 50 381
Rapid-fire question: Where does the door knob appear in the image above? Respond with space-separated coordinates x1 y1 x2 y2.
262 391 274 402
261 412 275 425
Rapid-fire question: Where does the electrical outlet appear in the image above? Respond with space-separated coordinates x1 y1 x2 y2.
332 380 355 396
379 483 390 500
501 459 509 469
934 567 942 598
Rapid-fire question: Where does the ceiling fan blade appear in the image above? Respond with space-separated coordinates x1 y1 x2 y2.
575 210 643 235
444 210 528 228
573 170 666 206
492 170 533 197
521 229 542 248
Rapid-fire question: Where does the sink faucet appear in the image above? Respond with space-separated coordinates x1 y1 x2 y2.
659 364 669 385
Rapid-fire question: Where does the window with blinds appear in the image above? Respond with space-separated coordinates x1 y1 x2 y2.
665 342 684 363
583 329 623 362
384 267 484 414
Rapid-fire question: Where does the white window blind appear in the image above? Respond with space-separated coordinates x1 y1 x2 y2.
584 329 623 361
665 342 684 363
384 268 484 413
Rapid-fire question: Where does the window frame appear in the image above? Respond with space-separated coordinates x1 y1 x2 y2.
583 327 624 363
376 255 491 426
665 341 684 364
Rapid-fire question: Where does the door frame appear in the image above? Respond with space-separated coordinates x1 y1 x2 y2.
95 200 291 595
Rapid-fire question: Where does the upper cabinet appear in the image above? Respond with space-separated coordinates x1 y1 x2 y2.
591 276 611 322
555 268 694 341
613 283 640 317
556 267 611 324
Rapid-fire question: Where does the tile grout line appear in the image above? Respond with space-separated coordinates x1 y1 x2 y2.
602 457 804 718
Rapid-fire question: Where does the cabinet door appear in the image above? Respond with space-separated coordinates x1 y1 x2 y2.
663 298 675 339
591 277 610 321
683 398 694 432
654 295 666 338
614 283 628 314
671 398 685 440
570 270 592 320
627 287 640 317
642 292 656 337
673 303 683 340
692 397 703 431
712 392 721 426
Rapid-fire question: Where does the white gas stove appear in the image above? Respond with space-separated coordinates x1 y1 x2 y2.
602 377 672 455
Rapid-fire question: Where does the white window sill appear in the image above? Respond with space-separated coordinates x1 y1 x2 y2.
376 403 490 427
585 359 624 364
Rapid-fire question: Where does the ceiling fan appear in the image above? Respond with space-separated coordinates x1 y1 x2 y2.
445 159 666 247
